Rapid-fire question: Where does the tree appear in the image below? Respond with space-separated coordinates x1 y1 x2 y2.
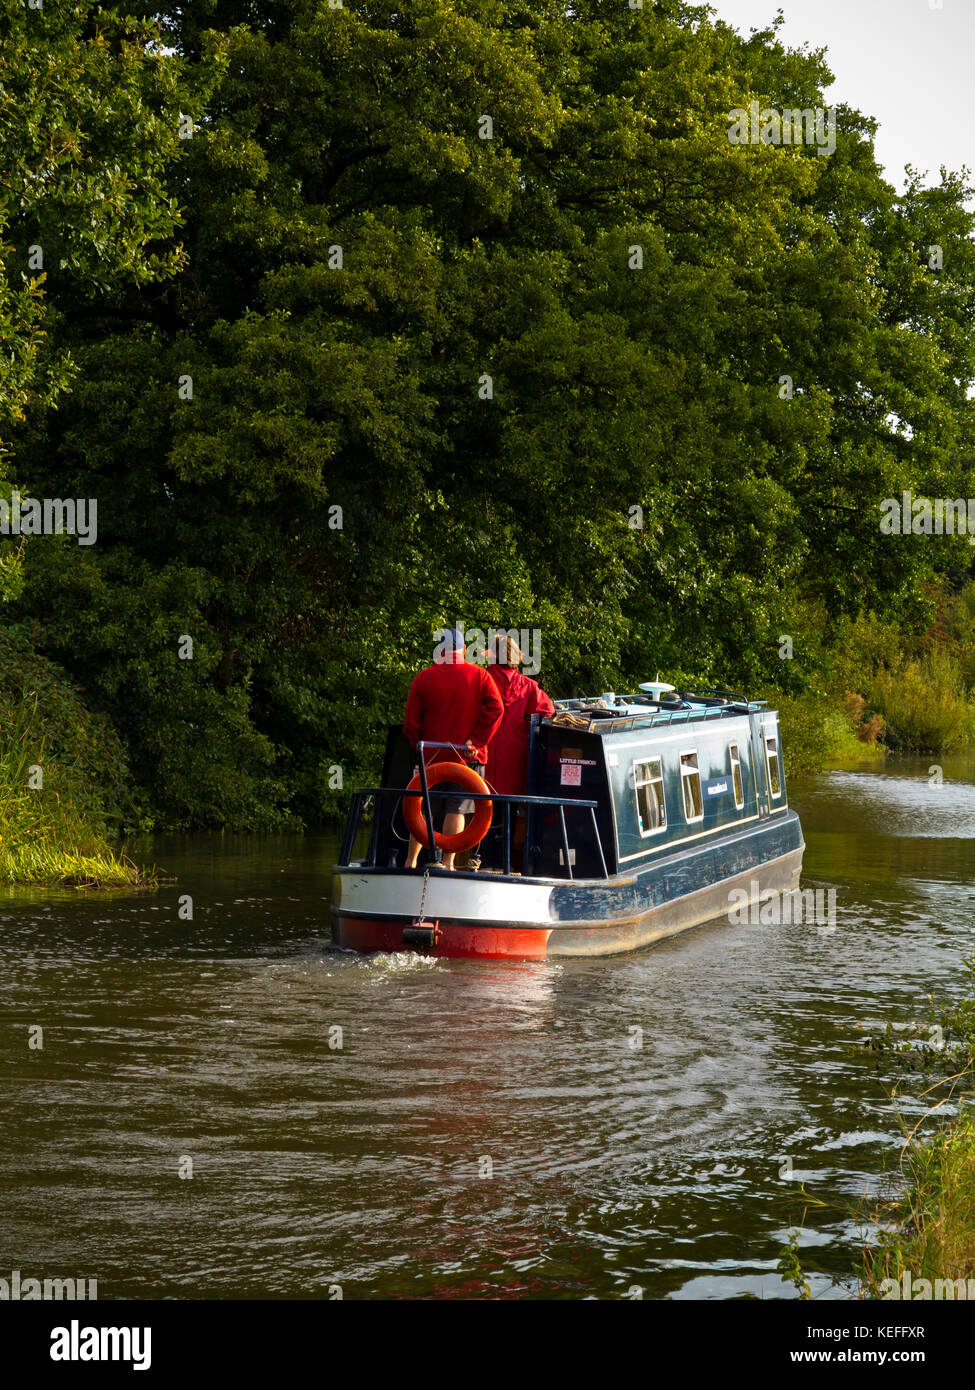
0 0 198 435
9 0 975 826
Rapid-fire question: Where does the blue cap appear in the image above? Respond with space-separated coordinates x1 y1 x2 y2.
440 627 465 652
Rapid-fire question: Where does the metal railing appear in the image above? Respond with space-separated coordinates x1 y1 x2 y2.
551 691 765 734
337 741 608 880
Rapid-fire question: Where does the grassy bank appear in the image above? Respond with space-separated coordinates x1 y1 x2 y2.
0 628 150 888
862 1118 975 1297
0 711 149 887
779 963 975 1299
766 591 975 780
860 977 975 1298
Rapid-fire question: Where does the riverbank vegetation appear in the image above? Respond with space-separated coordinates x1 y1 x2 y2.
861 1118 975 1298
770 586 975 777
858 965 975 1298
2 1 975 838
0 630 147 886
781 958 975 1299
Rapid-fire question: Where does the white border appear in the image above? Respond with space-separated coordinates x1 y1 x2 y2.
679 747 705 824
728 740 745 810
631 755 667 838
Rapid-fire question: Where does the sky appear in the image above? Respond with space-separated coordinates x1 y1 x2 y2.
707 0 975 196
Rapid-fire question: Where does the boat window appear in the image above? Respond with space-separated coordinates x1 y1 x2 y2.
633 757 666 835
729 742 744 809
679 751 704 822
765 733 782 798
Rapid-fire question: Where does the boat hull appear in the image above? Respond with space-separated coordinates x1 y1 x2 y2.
331 810 804 960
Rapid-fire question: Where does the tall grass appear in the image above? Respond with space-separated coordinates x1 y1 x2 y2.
0 698 147 887
860 977 975 1296
868 648 975 753
778 958 975 1298
862 1119 975 1295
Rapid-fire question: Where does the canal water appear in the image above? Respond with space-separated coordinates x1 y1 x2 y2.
2 756 973 1300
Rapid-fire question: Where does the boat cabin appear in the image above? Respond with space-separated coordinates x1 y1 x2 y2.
341 688 789 883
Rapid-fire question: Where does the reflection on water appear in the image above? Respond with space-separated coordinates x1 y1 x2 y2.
804 757 975 840
1 757 973 1299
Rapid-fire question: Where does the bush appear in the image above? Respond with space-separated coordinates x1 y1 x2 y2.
766 690 878 779
0 625 138 830
0 625 145 883
842 691 885 743
946 581 975 689
868 648 975 753
827 610 906 696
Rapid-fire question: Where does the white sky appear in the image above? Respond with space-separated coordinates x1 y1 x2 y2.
707 0 974 196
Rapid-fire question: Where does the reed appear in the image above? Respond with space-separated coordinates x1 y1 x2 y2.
861 1117 975 1296
777 959 975 1298
859 974 975 1297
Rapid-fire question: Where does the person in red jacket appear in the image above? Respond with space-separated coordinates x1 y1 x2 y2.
484 634 556 797
402 628 503 870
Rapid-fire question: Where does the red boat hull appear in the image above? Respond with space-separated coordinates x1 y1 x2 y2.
333 914 551 960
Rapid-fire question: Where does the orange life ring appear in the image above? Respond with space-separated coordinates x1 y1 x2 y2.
404 762 493 852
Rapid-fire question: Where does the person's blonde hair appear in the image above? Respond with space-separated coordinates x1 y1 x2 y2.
489 633 522 667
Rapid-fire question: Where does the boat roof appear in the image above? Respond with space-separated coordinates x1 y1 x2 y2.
549 688 769 736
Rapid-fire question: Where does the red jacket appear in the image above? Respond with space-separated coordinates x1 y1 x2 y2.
483 666 555 795
403 652 504 765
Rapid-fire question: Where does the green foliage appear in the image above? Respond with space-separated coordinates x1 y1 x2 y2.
826 611 909 699
859 958 975 1296
861 1117 975 1294
765 598 975 772
4 0 975 825
776 1229 812 1300
769 690 876 779
0 536 25 604
0 625 137 828
868 648 975 753
0 627 146 883
946 581 975 689
0 1 214 439
783 957 975 1299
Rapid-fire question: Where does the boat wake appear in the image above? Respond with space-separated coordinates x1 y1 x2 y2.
356 950 442 981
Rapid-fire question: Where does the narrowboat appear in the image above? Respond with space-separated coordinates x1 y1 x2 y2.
331 683 804 959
